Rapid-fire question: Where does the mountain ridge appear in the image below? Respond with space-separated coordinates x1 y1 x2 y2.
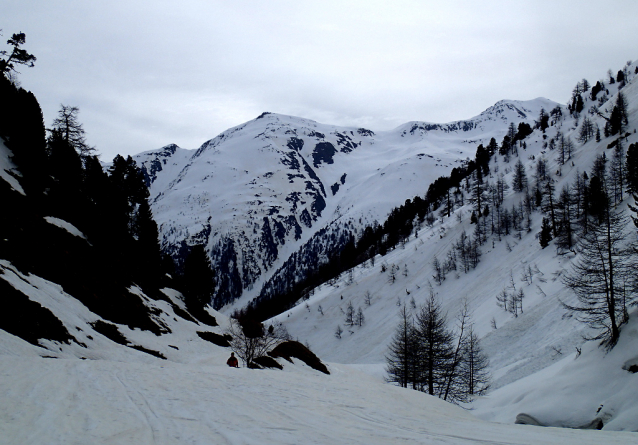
136 97 558 310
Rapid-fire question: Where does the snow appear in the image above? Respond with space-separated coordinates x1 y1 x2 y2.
269 61 638 432
0 356 634 445
0 139 25 195
2 63 638 443
44 216 88 240
134 98 558 311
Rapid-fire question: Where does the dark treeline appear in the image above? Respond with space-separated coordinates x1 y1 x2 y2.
0 38 215 344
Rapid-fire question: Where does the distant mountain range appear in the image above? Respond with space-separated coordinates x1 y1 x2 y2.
136 98 558 310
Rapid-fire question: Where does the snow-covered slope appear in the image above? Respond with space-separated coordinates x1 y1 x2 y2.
269 62 638 431
136 99 557 309
0 258 232 365
1 355 634 444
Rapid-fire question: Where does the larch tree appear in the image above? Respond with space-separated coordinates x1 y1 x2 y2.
626 143 638 194
459 325 491 398
512 159 528 193
51 105 96 158
385 306 417 389
414 292 454 395
561 204 634 349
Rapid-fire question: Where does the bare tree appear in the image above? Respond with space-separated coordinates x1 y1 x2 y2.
225 318 289 368
459 325 491 398
361 291 371 306
356 307 365 327
441 300 471 402
561 206 634 348
51 105 96 157
345 301 355 326
386 306 417 388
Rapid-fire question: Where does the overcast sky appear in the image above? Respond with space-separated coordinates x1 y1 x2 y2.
4 1 638 160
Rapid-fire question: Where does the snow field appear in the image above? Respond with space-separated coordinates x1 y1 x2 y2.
0 356 635 445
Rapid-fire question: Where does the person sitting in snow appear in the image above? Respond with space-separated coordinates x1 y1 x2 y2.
227 352 239 368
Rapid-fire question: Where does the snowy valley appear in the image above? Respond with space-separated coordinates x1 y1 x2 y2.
2 54 638 445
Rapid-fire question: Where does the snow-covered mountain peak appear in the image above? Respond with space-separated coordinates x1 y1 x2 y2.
393 98 558 142
134 96 560 311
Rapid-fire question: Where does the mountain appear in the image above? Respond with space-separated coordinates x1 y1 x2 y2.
3 54 638 441
266 62 638 430
136 99 558 310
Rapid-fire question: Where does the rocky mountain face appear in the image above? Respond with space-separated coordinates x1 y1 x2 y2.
136 99 557 310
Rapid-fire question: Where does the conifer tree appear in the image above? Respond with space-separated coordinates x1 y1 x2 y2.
51 105 95 158
556 185 574 251
562 204 634 348
541 180 558 237
609 92 628 136
539 217 553 248
537 108 549 133
0 32 36 75
386 306 417 388
512 159 528 192
459 325 491 398
578 116 595 143
345 301 355 326
610 142 625 205
626 143 638 194
182 245 215 312
414 292 454 395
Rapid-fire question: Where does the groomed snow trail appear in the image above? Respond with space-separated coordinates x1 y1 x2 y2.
0 356 634 445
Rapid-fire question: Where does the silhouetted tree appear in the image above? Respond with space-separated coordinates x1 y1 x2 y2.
0 32 36 75
182 245 215 311
539 217 553 248
51 105 95 158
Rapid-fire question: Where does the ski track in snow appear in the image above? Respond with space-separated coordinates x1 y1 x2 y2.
0 356 634 445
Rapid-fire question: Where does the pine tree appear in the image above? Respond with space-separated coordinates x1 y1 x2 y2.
587 175 608 225
537 108 549 133
0 32 36 75
134 199 163 284
609 92 628 136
